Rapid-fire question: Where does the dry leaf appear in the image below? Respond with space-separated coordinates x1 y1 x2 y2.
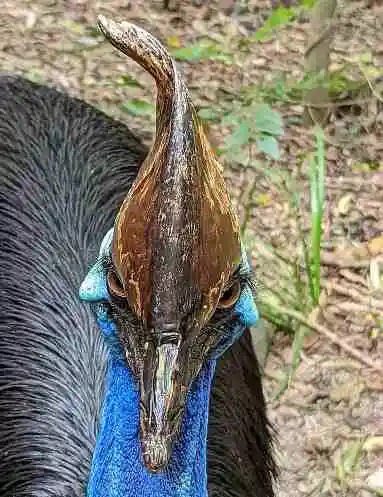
365 373 383 392
337 193 354 215
369 259 382 291
367 468 383 490
330 377 364 404
363 437 383 453
368 237 383 256
167 35 181 48
255 193 272 207
336 439 365 484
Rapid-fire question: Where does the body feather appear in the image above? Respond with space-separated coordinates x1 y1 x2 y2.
0 76 276 497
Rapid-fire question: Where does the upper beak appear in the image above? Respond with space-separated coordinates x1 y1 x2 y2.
139 330 187 472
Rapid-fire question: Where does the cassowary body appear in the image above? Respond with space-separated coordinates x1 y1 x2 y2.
0 16 276 497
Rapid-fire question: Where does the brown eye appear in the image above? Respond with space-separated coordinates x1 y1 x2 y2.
107 270 126 299
218 280 241 309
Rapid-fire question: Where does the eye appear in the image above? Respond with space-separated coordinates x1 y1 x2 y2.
107 269 126 299
217 280 241 309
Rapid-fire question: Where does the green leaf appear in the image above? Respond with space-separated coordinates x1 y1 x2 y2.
117 75 144 89
172 40 233 64
120 99 153 117
221 112 241 127
252 7 296 41
336 439 365 485
301 0 316 7
266 7 296 28
198 107 220 121
273 324 309 399
275 78 287 100
254 104 284 136
221 146 250 165
256 135 280 160
25 70 42 83
223 122 250 150
172 46 202 61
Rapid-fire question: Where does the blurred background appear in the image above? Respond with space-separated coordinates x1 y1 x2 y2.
1 1 382 496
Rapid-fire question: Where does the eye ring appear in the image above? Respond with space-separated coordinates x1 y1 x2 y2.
217 280 241 309
107 270 126 299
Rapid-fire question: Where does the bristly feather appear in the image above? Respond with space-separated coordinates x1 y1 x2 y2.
208 329 278 497
0 75 276 496
0 75 144 496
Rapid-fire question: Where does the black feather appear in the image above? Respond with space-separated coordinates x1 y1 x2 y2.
0 75 276 497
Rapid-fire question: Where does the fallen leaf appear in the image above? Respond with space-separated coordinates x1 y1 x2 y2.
337 193 354 215
336 439 365 485
330 377 364 403
364 437 383 453
365 373 383 392
368 468 383 490
167 35 181 48
369 237 383 256
254 193 272 207
369 259 382 291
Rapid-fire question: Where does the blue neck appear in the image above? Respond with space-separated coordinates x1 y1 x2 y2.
87 305 215 497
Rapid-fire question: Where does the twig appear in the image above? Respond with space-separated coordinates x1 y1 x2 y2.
321 251 383 269
330 301 381 315
339 269 369 288
267 304 383 373
328 282 383 310
358 64 383 103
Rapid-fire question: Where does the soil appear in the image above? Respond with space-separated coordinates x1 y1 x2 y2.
1 1 382 496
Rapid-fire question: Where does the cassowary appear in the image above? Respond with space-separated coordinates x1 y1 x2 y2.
0 15 276 497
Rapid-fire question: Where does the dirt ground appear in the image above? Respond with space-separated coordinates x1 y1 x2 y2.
1 1 382 496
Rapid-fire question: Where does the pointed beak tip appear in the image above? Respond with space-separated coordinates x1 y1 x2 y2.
143 458 168 474
96 14 106 26
97 14 113 36
142 435 173 473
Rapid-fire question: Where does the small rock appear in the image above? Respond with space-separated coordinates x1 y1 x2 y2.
364 436 383 453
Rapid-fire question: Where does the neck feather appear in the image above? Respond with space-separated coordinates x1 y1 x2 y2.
87 305 215 497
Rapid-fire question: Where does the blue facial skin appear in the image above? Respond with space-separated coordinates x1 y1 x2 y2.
80 230 259 497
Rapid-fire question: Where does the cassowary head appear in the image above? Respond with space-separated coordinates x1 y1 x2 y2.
80 16 258 474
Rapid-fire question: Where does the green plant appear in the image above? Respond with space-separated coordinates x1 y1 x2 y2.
171 38 233 65
120 99 154 118
219 102 284 162
218 108 326 396
308 128 325 305
336 439 366 487
239 0 315 47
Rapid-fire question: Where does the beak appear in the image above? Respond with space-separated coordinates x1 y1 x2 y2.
138 329 191 472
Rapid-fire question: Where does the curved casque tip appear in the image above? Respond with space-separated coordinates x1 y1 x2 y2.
97 15 173 88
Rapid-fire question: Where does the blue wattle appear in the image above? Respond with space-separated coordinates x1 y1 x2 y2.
87 305 216 497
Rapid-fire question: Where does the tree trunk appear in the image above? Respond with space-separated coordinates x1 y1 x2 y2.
304 0 338 126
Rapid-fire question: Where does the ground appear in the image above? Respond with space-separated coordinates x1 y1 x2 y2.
1 1 382 496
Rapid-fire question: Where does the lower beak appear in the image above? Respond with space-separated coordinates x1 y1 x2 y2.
139 336 186 472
